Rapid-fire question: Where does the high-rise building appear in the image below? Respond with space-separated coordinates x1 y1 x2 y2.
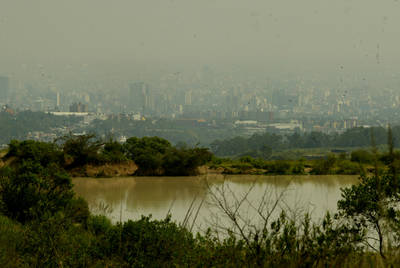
184 90 192 105
56 92 61 107
69 102 88 112
0 76 9 101
129 82 147 110
143 87 154 112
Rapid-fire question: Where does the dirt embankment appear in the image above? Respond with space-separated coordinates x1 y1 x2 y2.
69 161 138 178
197 165 225 175
0 151 6 168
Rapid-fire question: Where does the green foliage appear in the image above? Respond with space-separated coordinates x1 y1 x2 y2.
212 154 368 176
211 126 394 158
264 160 292 175
0 161 84 224
336 160 364 175
292 160 306 174
134 153 164 176
120 216 195 266
0 110 82 145
100 139 128 163
124 136 171 175
20 215 96 267
124 136 212 176
6 140 62 167
351 149 374 164
163 147 212 176
5 133 400 266
337 173 400 257
0 215 25 267
59 133 104 167
124 136 172 160
311 154 337 175
230 162 254 173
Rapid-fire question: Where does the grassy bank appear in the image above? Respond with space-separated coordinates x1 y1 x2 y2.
209 155 369 176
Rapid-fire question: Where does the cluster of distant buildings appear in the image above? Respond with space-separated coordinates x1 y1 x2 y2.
2 68 399 138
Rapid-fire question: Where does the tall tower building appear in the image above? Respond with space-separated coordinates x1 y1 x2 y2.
184 90 192 105
56 92 61 107
0 76 9 101
129 82 147 110
143 87 154 112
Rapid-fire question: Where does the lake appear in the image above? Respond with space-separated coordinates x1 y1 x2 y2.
73 174 358 233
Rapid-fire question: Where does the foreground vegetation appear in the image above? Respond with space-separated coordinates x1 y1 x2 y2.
1 131 400 266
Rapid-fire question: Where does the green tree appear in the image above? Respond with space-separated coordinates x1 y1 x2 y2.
162 147 212 176
5 140 62 167
101 139 127 163
337 173 400 258
124 136 171 175
0 161 85 224
59 133 103 167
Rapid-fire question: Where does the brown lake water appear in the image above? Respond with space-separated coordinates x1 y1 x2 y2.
73 175 358 233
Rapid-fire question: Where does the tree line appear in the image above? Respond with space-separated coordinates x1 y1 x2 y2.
210 126 398 157
3 134 212 176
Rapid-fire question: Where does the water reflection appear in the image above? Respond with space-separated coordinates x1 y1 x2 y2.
72 175 358 230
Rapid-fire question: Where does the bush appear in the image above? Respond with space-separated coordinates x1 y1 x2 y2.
0 161 76 223
86 215 120 259
5 140 62 167
0 215 24 267
231 162 254 172
292 160 305 174
65 197 90 225
59 134 103 168
120 216 195 267
336 160 363 175
124 136 171 161
124 136 212 176
20 215 96 267
162 147 212 176
100 139 127 163
311 154 336 175
134 153 164 176
265 161 292 175
337 173 400 257
350 149 374 164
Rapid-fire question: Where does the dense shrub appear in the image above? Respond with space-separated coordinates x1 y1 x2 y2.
264 160 292 175
20 216 96 267
59 133 104 167
336 160 363 175
5 140 62 167
292 160 306 174
311 154 337 175
163 147 212 176
100 139 127 163
0 161 86 224
124 136 212 176
350 149 374 164
0 215 24 267
120 216 195 266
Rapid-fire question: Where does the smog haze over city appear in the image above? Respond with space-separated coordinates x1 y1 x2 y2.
1 0 400 146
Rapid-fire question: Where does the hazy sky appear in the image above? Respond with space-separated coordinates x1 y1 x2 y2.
1 0 400 71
